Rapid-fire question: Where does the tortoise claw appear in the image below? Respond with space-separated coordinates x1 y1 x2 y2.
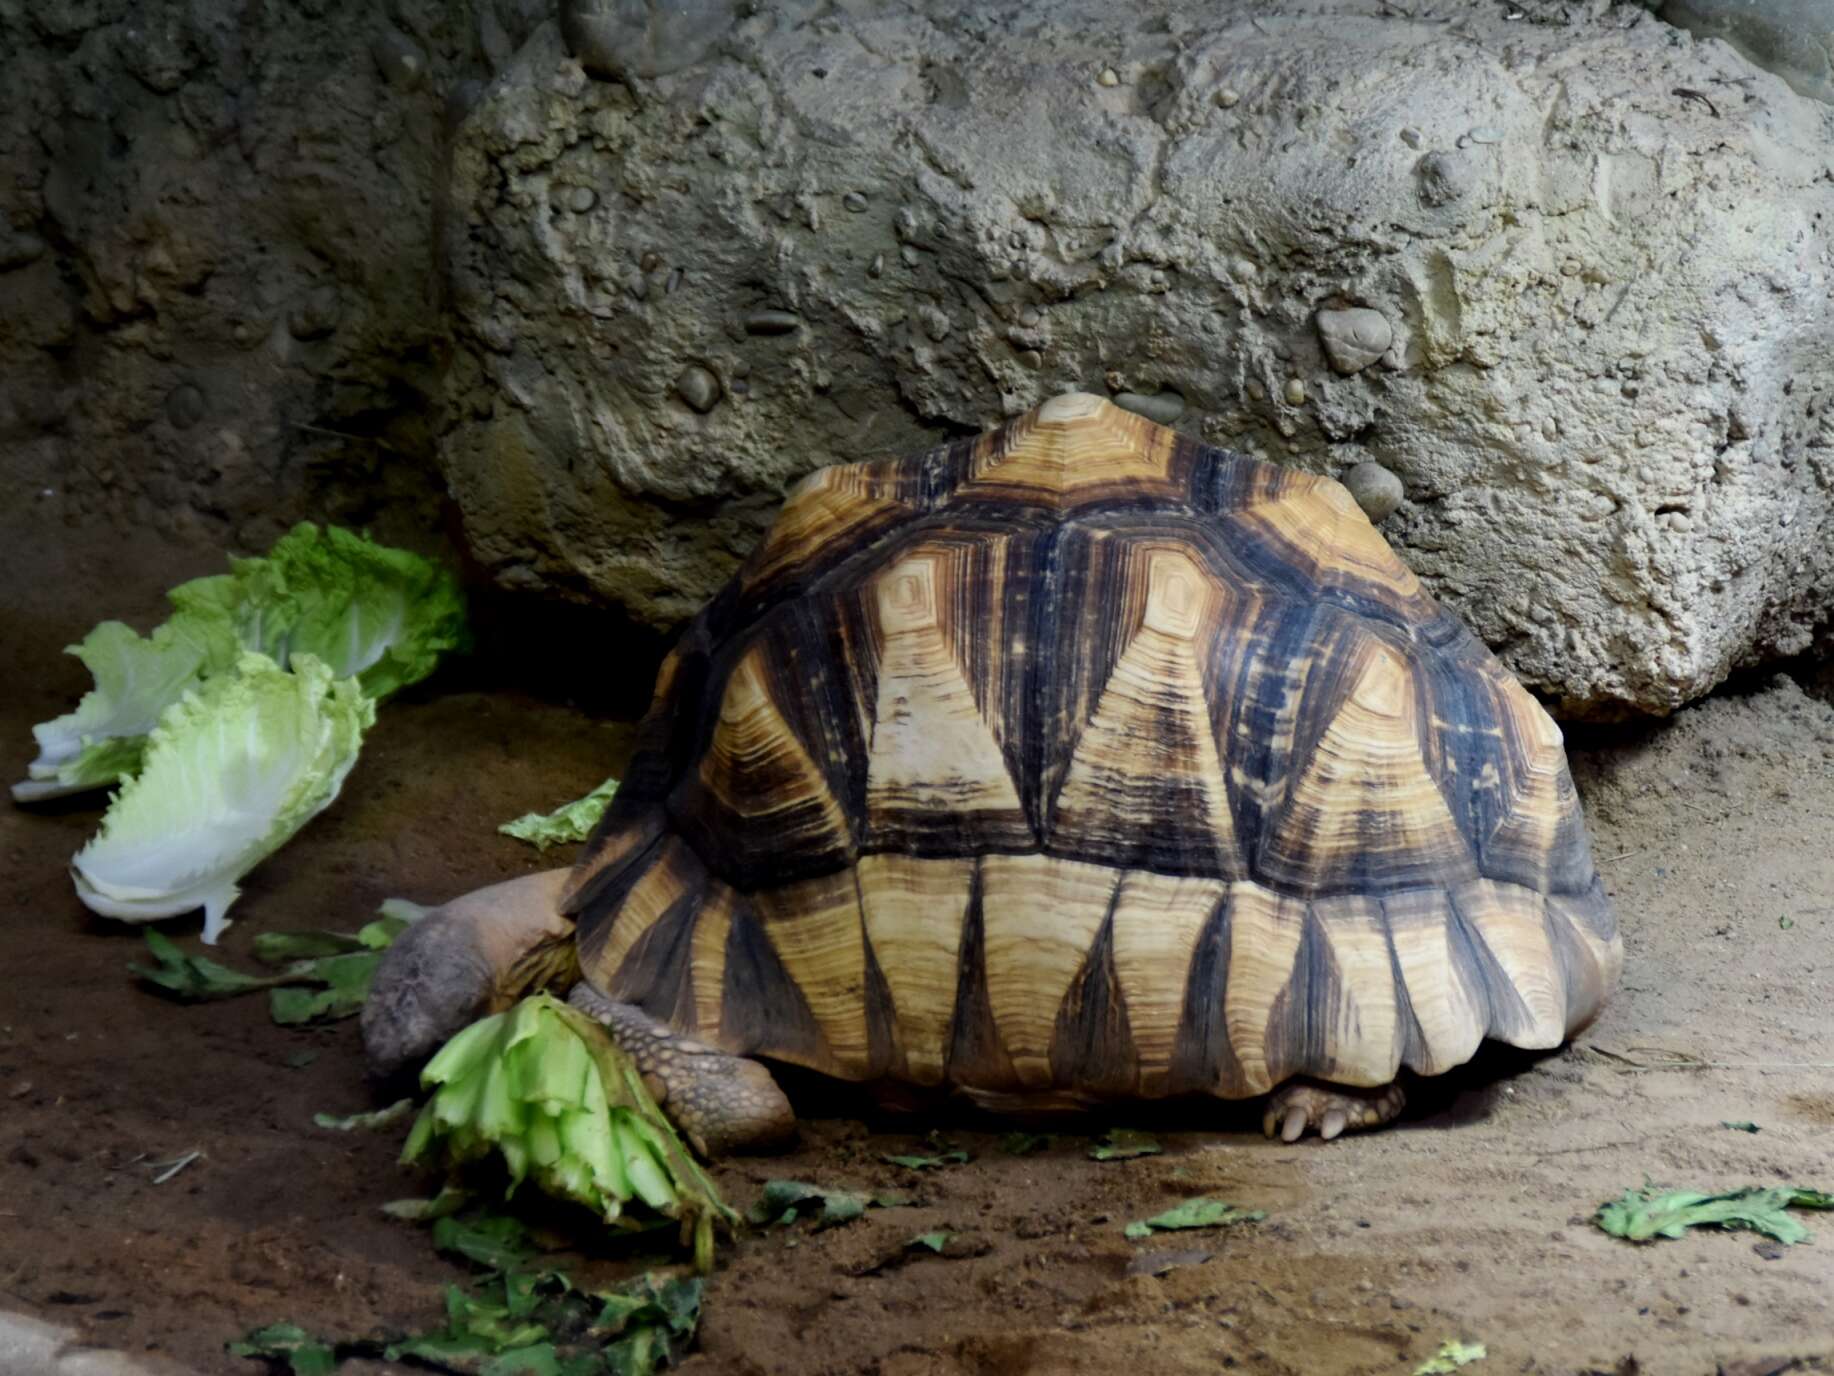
1262 1080 1405 1143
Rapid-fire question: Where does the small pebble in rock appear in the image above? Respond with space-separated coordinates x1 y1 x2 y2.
1342 460 1404 523
165 383 206 430
842 191 867 213
1417 150 1476 207
567 185 597 213
287 283 343 341
899 245 921 267
674 364 721 413
868 253 885 278
1215 87 1240 107
561 0 738 80
371 29 426 88
920 306 951 341
1113 390 1185 424
1283 377 1306 406
1017 349 1043 370
1399 127 1422 147
640 250 662 272
744 309 801 336
1316 307 1393 375
1098 67 1119 87
1467 126 1502 145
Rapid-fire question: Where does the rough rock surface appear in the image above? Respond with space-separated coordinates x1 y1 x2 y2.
441 0 1834 717
0 0 544 557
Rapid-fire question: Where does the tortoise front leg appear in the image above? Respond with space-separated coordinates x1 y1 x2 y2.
1262 1079 1406 1142
363 869 579 1079
569 983 796 1158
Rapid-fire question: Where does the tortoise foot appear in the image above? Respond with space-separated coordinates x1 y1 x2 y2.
1262 1080 1405 1143
569 984 796 1158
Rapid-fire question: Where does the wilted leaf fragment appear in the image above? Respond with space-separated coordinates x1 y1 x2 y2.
881 1148 969 1170
313 1099 415 1133
500 777 621 851
1089 1129 1161 1161
908 1231 954 1254
404 994 736 1269
1123 1198 1266 1240
1721 1121 1761 1134
227 1322 338 1376
1414 1339 1487 1374
749 1180 875 1230
1594 1186 1815 1245
1000 1132 1051 1156
132 902 410 1024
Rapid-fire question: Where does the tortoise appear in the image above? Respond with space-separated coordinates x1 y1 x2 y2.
364 392 1622 1152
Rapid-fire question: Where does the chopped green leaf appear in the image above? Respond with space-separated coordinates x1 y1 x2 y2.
431 1213 538 1272
1000 1132 1052 1156
1089 1129 1161 1161
500 776 621 851
132 903 409 1025
380 1187 470 1221
1414 1339 1487 1374
285 1050 319 1070
1788 1188 1834 1210
1721 1121 1762 1133
748 1180 872 1229
226 1322 338 1376
1123 1198 1266 1240
1779 915 1795 930
132 930 288 1000
908 1231 954 1253
405 994 736 1269
881 1147 970 1170
1594 1186 1816 1245
312 1099 415 1132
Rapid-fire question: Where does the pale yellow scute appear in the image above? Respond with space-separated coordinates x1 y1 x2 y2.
1107 870 1226 1094
857 854 973 1085
753 872 872 1077
742 460 915 592
980 854 1121 1087
867 550 1026 823
963 395 1178 504
584 840 697 991
1383 888 1486 1076
1309 893 1403 1085
1480 676 1575 885
1455 880 1566 1049
1260 644 1477 890
1052 550 1240 869
1245 481 1423 602
1221 881 1309 1094
701 645 853 847
1546 895 1623 1034
688 884 736 1037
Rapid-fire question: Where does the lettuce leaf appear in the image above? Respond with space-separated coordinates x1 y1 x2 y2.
13 614 239 802
195 523 468 700
71 652 374 942
498 776 620 850
15 524 463 803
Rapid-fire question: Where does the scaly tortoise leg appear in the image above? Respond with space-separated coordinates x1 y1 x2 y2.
1263 1079 1406 1143
363 869 580 1080
569 983 796 1158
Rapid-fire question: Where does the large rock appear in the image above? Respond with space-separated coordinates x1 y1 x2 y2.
440 0 1834 717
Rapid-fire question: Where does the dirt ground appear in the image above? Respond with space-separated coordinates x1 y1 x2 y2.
3 504 1833 1376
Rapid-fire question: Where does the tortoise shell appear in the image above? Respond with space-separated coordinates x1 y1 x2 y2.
561 393 1621 1100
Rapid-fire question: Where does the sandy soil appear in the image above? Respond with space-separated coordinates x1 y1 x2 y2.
3 506 1832 1376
